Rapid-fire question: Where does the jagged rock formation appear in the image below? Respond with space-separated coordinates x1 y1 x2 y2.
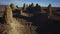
4 5 37 34
10 4 18 10
29 3 35 7
22 3 28 10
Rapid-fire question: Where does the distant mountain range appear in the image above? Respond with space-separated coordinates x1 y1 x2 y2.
0 5 5 8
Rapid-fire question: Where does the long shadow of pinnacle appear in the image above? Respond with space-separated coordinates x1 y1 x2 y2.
12 10 60 34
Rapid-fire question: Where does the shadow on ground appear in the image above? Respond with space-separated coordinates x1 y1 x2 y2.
0 13 60 34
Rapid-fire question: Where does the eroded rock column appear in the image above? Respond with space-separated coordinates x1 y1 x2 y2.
5 5 25 34
5 5 13 23
48 4 53 17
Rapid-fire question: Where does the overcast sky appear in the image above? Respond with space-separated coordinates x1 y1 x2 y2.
0 0 60 7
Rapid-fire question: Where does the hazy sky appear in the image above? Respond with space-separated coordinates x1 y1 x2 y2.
0 0 60 7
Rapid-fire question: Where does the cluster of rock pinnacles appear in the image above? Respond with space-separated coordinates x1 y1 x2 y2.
0 3 52 34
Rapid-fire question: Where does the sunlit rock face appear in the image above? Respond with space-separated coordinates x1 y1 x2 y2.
7 20 25 34
5 5 13 23
5 5 25 34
